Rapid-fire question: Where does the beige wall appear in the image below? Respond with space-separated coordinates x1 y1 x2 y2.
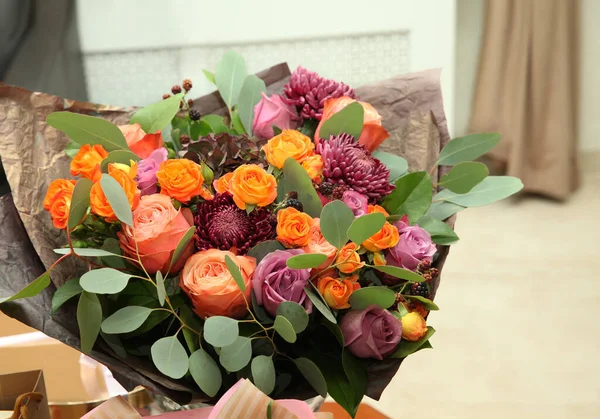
455 0 600 152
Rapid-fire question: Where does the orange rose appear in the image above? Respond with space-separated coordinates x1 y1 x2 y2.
156 159 212 203
368 204 389 217
262 130 314 169
229 164 277 210
277 207 313 248
119 123 163 159
362 221 399 252
180 249 256 319
302 218 337 269
317 276 360 310
48 189 73 229
301 154 323 184
44 179 75 211
336 243 365 274
90 166 140 222
401 312 428 342
400 297 429 319
70 144 108 181
373 251 387 266
213 172 234 194
118 194 194 274
315 96 389 152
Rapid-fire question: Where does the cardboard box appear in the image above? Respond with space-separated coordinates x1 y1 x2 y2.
0 370 50 419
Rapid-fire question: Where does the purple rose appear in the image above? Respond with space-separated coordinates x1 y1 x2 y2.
252 93 301 139
386 216 436 271
340 304 402 360
252 249 313 316
136 148 168 196
342 190 368 217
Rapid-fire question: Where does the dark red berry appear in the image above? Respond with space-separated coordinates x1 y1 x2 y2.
187 98 194 107
180 134 191 145
189 109 201 121
162 93 171 100
171 85 182 94
288 191 298 200
183 79 193 91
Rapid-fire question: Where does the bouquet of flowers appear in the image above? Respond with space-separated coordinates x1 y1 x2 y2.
1 52 522 417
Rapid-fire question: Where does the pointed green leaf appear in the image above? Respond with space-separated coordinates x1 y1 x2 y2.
168 226 195 271
54 248 119 257
180 305 202 353
156 271 166 306
245 203 256 215
78 291 102 353
318 102 364 140
320 200 354 249
80 268 132 294
434 176 523 207
373 265 425 282
203 69 216 85
101 306 153 334
47 112 129 151
347 212 387 246
51 277 82 313
274 315 297 343
190 349 222 397
372 150 408 181
276 301 309 333
65 140 80 158
281 158 323 217
204 316 239 347
225 254 246 292
305 286 336 324
415 215 459 245
342 350 368 410
68 178 93 229
201 115 229 134
286 253 328 269
348 286 396 310
190 120 212 139
237 75 267 135
439 161 489 193
405 295 439 311
247 240 285 264
130 93 184 134
100 332 127 358
99 174 133 226
293 357 327 398
381 172 432 223
437 133 500 166
215 51 248 109
426 200 466 220
219 336 252 372
230 109 246 134
391 327 436 358
100 150 140 172
0 271 51 304
251 355 276 395
151 336 189 379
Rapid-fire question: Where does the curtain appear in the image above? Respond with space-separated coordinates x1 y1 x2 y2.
469 0 580 200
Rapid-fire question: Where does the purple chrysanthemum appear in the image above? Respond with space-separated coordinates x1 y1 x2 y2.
194 193 276 254
282 67 356 120
317 134 395 202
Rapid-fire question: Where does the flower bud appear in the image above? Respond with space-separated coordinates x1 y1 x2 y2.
400 312 428 342
200 161 214 185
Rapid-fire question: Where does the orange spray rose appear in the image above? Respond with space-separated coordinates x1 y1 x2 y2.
336 243 365 274
119 123 163 159
318 276 360 310
401 312 428 342
276 207 313 248
44 179 76 211
156 159 212 203
229 164 277 210
70 144 108 182
301 154 323 184
213 172 234 194
362 221 399 252
89 166 140 222
261 129 314 169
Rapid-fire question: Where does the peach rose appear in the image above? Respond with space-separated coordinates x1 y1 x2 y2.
117 194 194 275
180 249 256 319
301 154 324 184
318 276 360 310
229 164 277 210
70 144 108 182
362 221 399 252
44 179 76 211
90 166 140 222
119 123 163 159
156 159 212 203
401 312 428 342
336 243 365 274
276 207 313 248
213 172 234 194
315 96 390 152
302 218 337 269
262 129 314 169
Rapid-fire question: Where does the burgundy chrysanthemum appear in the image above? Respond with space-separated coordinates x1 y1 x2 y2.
194 193 276 254
317 134 395 202
282 67 356 120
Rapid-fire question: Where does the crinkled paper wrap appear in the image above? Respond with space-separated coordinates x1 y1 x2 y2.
0 64 452 404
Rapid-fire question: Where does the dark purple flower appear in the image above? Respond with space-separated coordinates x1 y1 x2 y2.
136 147 168 195
386 216 436 271
194 193 276 254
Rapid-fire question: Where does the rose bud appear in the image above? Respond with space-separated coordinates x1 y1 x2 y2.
252 93 301 139
400 312 428 342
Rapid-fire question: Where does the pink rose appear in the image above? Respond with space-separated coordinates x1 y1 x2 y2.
119 123 164 159
252 93 300 139
387 216 436 271
342 190 368 217
340 304 402 360
136 148 168 196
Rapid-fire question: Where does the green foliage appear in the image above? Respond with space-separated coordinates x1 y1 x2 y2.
251 355 276 395
190 349 222 397
180 305 203 353
100 150 140 172
274 315 297 343
415 215 459 245
54 248 117 257
51 277 82 313
280 158 323 217
0 271 51 304
382 172 432 223
305 286 336 324
68 178 93 229
202 69 216 85
437 133 500 166
433 176 523 207
168 226 196 271
276 301 309 333
156 271 166 306
201 115 230 134
47 112 129 151
247 241 285 263
371 150 408 181
130 93 184 134
204 316 239 347
224 254 246 291
237 75 267 135
320 200 354 249
405 295 439 310
373 265 425 282
65 140 80 158
391 327 436 358
347 212 386 246
439 161 489 193
215 51 248 109
99 174 133 226
342 350 367 415
426 200 466 220
80 268 132 294
230 109 246 135
348 286 396 310
219 336 252 372
293 357 327 398
101 306 153 334
286 253 328 269
77 291 102 354
151 336 189 379
318 102 364 140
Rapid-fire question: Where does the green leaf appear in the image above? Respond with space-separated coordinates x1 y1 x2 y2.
219 336 252 372
237 75 267 135
348 286 396 310
426 200 466 220
391 327 436 358
439 161 489 193
215 50 248 109
342 350 367 411
318 102 364 140
272 125 282 135
225 254 246 292
382 172 432 223
252 291 274 325
47 112 129 151
293 358 327 398
101 306 153 334
437 133 500 166
100 332 127 358
100 150 140 173
190 349 222 397
190 120 212 140
180 305 203 353
155 271 166 306
251 355 276 395
68 178 93 229
100 238 128 269
77 291 102 354
54 248 119 257
247 240 285 264
373 265 425 282
372 150 408 181
51 277 82 313
65 140 81 158
347 212 386 246
405 295 439 311
276 301 309 333
151 336 189 379
201 115 230 134
130 93 184 134
267 402 273 419
168 226 195 271
280 158 323 217
274 315 297 343
204 316 239 347
286 253 328 269
80 268 132 294
245 204 256 215
320 200 354 249
433 176 523 207
0 271 52 305
415 215 459 245
203 69 216 85
100 174 133 226
230 109 246 135
305 286 336 324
